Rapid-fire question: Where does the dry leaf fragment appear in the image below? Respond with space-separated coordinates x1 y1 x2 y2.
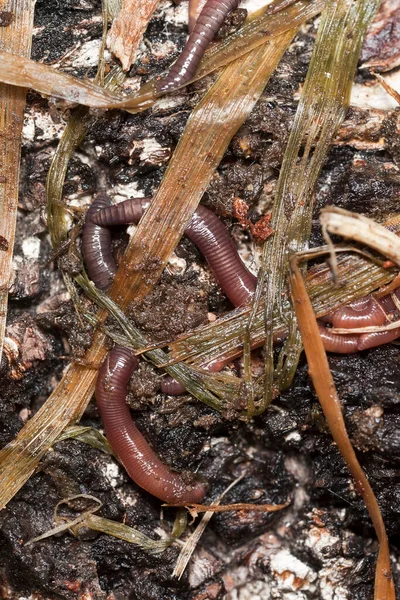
107 0 160 71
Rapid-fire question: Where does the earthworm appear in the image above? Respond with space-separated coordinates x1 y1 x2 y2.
92 198 257 307
158 378 187 395
378 288 400 313
81 193 117 290
327 296 387 329
319 292 400 353
158 377 189 395
188 0 206 33
357 328 400 350
157 0 241 93
317 325 361 353
96 344 207 503
159 356 232 396
318 323 400 353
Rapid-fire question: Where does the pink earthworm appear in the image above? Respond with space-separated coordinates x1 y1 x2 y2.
81 193 117 291
319 292 400 353
157 0 241 93
327 296 387 329
96 344 207 503
317 323 400 353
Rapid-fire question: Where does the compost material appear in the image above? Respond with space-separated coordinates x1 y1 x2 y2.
0 1 399 599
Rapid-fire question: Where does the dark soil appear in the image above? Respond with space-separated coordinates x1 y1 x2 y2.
0 1 399 599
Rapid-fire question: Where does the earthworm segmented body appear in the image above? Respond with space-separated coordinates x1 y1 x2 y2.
157 0 241 93
159 357 233 395
188 0 206 34
81 193 117 291
96 344 207 503
320 292 400 353
92 198 257 307
327 296 387 329
158 377 191 396
318 323 400 353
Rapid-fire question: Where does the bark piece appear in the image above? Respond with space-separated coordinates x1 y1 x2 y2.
361 0 400 71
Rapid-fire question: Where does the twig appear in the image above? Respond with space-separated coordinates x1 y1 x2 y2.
165 500 290 516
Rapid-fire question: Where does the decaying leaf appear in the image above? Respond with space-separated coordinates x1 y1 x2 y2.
107 0 159 71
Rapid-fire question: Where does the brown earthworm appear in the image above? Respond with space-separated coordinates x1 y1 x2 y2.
92 198 257 307
157 0 241 93
188 0 207 34
357 328 400 350
319 292 400 353
327 296 387 329
96 344 207 503
81 193 117 291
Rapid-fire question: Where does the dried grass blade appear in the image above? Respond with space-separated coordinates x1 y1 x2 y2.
56 425 112 455
27 493 179 554
248 0 380 412
0 30 296 509
289 253 395 600
25 494 102 546
172 474 245 579
0 0 35 360
0 50 126 107
82 514 176 554
46 106 93 250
